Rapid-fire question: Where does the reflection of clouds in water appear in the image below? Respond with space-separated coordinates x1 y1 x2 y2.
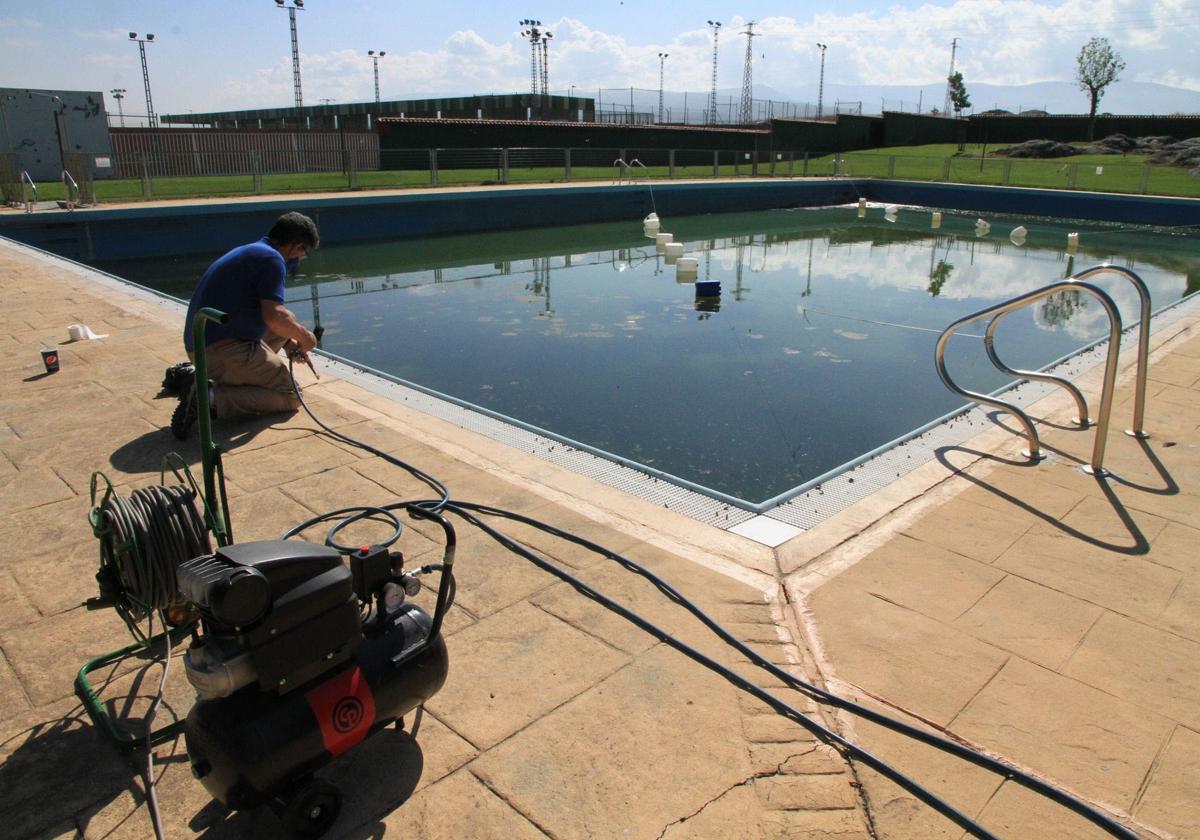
699 236 1187 312
814 349 851 363
783 347 802 355
834 330 868 340
748 333 765 339
501 331 520 336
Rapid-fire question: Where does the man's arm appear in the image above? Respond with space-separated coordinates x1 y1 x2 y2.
261 299 317 353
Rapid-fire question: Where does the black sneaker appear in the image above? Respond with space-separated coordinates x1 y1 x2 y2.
170 386 198 440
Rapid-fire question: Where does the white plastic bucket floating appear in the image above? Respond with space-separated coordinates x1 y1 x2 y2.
975 218 991 236
857 198 867 218
664 242 684 258
675 257 699 283
655 232 674 250
643 213 660 229
931 211 943 228
1009 225 1028 246
883 204 899 222
1067 232 1080 253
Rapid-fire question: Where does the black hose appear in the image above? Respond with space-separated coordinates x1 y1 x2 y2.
448 501 1139 840
90 481 211 628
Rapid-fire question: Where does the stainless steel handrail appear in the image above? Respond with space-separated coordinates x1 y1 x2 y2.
1070 265 1152 438
20 170 37 213
935 279 1122 475
61 169 79 211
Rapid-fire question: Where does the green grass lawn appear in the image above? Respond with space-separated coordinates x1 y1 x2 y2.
18 142 1197 204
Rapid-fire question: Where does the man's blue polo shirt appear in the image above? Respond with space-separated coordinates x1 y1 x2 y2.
184 237 287 350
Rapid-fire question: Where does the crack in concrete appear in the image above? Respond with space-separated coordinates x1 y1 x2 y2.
653 748 825 840
467 767 559 839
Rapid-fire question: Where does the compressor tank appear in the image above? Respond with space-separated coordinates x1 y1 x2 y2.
184 603 449 809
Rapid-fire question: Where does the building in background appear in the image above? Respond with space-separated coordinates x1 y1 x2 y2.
0 87 114 182
161 94 594 130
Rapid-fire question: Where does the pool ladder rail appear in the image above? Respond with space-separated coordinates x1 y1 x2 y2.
20 170 37 213
935 265 1151 477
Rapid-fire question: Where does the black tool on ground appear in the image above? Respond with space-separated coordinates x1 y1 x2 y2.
79 309 455 840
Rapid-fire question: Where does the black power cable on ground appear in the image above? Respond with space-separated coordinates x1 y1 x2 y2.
284 358 1140 840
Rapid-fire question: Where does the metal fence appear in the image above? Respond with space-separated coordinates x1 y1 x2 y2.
109 129 379 178
6 144 1196 204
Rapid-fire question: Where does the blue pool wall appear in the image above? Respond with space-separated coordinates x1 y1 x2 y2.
1 179 1197 261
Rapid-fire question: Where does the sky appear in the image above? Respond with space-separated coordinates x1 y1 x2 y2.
1 0 1198 117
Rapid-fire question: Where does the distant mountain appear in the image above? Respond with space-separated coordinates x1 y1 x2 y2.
757 80 1200 117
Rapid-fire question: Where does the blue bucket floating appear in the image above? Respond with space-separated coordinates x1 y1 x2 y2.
695 280 721 297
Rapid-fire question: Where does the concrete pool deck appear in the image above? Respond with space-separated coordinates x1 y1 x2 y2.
1 209 1197 839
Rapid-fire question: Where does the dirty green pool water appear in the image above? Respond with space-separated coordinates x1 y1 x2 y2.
94 207 1199 502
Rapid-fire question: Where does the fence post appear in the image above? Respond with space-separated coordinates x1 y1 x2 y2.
887 156 896 179
668 149 675 178
751 152 758 177
252 151 263 194
429 149 439 185
941 158 951 182
1002 159 1012 186
788 151 795 177
501 148 509 184
564 148 572 182
140 156 152 198
1067 162 1078 189
769 153 776 177
1140 162 1151 194
712 150 719 177
802 152 809 177
347 150 357 190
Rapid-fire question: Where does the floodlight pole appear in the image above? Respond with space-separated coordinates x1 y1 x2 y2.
657 52 669 123
520 20 543 96
368 50 385 104
129 33 156 127
110 88 127 127
816 43 827 120
275 0 305 115
707 21 721 125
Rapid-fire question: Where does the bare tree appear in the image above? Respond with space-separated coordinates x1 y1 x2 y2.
1076 37 1125 140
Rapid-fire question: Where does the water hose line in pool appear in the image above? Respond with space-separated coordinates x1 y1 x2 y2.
282 358 1139 840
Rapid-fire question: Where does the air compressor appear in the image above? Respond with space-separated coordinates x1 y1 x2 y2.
179 538 451 836
77 307 455 839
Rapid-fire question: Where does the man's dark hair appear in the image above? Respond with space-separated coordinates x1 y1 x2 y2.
268 212 319 251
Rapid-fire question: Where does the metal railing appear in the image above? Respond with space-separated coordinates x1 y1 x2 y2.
935 263 1154 476
20 170 37 212
61 169 80 211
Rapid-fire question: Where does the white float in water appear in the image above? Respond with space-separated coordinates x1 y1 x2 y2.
675 257 699 283
664 242 684 258
975 218 991 236
643 213 661 229
931 211 943 229
1067 232 1080 253
1009 225 1028 245
655 232 673 250
884 204 899 222
857 198 867 218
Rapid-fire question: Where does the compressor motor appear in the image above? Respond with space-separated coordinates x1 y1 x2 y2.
177 538 450 838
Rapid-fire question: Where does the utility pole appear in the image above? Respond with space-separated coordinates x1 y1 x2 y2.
657 52 669 123
274 0 306 115
367 50 385 104
707 20 722 125
110 88 127 127
739 21 757 124
943 37 958 117
128 33 156 127
815 43 827 120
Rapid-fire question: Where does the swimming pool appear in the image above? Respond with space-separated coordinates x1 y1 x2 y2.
93 204 1199 506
